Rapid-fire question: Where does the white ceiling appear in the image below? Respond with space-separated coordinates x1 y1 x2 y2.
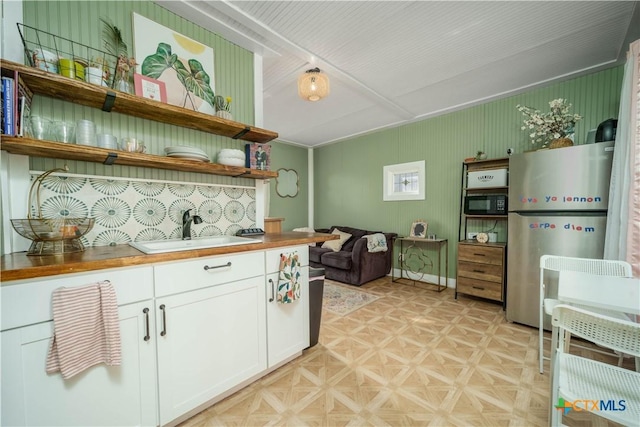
159 1 640 147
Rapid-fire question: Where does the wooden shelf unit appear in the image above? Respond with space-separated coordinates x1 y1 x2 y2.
456 157 510 305
1 59 279 179
1 60 277 144
457 157 510 241
0 137 277 179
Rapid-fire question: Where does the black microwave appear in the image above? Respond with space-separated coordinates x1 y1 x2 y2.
464 195 508 215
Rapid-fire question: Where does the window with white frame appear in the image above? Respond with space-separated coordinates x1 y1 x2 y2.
383 160 425 201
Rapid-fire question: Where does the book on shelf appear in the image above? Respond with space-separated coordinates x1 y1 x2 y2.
16 74 33 137
1 79 3 134
245 143 271 170
2 76 15 135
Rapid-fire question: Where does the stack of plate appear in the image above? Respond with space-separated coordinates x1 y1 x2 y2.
217 148 246 167
165 146 210 162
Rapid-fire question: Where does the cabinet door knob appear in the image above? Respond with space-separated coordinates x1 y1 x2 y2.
143 308 150 341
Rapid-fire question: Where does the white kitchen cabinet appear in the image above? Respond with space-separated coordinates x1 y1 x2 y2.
0 266 157 427
153 252 267 425
0 246 315 426
1 300 158 426
265 246 310 368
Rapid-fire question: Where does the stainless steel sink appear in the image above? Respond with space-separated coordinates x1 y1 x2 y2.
129 235 261 254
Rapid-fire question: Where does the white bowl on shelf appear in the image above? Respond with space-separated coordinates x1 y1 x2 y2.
218 148 245 160
217 156 246 167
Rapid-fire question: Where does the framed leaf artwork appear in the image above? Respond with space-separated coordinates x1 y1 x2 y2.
133 13 216 114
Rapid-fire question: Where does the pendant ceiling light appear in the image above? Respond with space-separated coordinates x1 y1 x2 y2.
298 67 329 102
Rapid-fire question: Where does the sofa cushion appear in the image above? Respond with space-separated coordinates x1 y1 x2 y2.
321 251 352 270
309 246 332 263
329 226 369 252
321 229 352 252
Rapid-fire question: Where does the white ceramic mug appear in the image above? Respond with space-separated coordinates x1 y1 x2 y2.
85 67 104 86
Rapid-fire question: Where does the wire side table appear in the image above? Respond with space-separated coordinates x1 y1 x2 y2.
392 237 448 292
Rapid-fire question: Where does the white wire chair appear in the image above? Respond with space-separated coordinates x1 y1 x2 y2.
538 255 632 374
550 304 640 426
548 270 640 374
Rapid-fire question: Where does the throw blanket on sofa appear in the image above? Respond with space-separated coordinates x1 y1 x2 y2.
365 233 388 253
278 252 301 303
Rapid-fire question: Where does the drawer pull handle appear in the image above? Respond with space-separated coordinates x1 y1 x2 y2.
203 262 232 271
473 253 486 256
473 269 485 273
159 304 167 337
472 286 485 290
268 278 275 302
143 308 150 341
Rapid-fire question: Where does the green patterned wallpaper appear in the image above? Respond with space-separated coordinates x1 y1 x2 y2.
314 66 624 278
20 0 256 186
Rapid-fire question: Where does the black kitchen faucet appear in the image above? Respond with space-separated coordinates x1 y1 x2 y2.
182 209 203 240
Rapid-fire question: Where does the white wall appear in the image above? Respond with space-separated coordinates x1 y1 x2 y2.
1 0 24 63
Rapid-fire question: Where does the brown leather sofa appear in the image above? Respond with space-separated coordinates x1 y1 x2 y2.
309 226 397 286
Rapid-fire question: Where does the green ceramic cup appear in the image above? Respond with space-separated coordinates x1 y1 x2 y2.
74 60 86 81
59 58 75 79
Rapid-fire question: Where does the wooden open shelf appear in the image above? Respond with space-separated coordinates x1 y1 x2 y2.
1 59 278 144
463 186 509 192
0 137 278 179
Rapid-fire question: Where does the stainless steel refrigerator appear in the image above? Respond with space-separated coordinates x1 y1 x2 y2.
506 141 615 329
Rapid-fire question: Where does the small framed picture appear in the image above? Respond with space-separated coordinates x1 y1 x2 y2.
409 220 428 238
134 74 167 103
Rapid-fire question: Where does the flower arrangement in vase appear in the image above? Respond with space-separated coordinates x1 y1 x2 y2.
215 95 233 120
516 98 582 149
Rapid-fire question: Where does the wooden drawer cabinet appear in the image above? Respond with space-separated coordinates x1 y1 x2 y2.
458 244 504 265
456 242 506 304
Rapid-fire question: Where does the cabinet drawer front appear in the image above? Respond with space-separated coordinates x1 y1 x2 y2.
458 244 504 265
154 251 265 297
1 267 154 331
457 261 503 283
265 245 309 274
457 277 503 301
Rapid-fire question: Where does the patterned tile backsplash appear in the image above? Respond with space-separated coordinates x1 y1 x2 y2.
31 173 257 247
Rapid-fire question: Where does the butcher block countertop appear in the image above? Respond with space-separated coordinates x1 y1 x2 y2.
1 232 336 283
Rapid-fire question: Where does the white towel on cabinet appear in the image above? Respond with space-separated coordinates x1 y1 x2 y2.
46 280 121 379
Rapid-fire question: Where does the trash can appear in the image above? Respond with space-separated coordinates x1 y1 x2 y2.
307 267 325 348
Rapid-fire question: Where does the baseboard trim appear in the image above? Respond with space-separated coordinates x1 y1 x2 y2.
389 269 455 289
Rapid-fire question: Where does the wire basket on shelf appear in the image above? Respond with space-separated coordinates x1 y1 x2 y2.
17 23 118 88
10 167 94 256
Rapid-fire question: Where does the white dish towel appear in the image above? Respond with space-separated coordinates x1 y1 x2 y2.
46 280 121 379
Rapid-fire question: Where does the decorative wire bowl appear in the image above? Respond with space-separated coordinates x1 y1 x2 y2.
10 167 95 256
11 217 95 255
